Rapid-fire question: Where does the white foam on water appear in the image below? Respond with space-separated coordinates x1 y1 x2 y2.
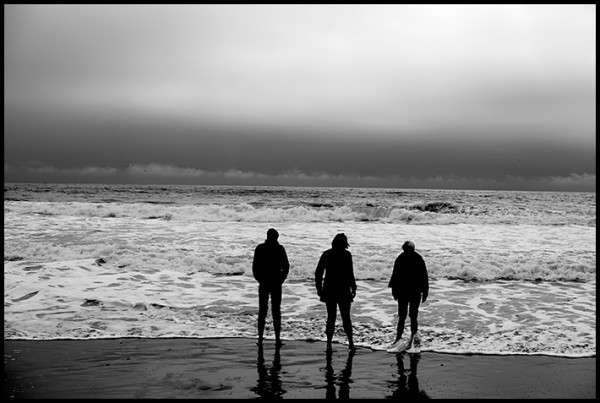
4 211 595 283
4 258 595 357
3 185 595 358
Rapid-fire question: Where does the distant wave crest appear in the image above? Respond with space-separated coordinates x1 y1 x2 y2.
4 200 595 226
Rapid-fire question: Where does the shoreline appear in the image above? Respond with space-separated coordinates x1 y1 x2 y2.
4 337 596 399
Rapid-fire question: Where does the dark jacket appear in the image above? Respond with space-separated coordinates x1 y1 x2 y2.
252 239 290 287
315 248 357 301
388 250 429 300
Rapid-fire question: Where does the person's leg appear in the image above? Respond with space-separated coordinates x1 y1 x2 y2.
325 299 337 345
408 294 421 342
338 299 355 349
257 285 269 344
395 298 409 343
271 285 283 345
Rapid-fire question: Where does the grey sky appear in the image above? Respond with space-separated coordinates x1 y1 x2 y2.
4 4 596 191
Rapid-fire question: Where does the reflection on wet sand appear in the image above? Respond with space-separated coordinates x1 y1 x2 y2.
388 352 429 399
323 347 356 399
252 344 286 398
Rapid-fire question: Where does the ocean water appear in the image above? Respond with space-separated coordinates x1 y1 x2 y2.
4 183 596 357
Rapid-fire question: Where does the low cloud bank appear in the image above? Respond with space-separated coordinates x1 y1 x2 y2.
4 162 596 192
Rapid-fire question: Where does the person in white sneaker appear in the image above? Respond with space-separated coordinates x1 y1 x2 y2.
388 241 429 350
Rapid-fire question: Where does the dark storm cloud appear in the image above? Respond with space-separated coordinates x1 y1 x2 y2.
3 4 596 190
5 106 594 182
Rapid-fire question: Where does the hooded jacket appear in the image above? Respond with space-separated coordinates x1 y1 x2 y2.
388 250 429 300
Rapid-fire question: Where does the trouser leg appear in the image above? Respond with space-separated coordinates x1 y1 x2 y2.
257 285 269 340
408 295 421 336
271 285 282 341
396 299 409 341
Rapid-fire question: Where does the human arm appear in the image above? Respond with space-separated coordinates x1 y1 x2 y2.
420 257 429 303
252 245 261 283
280 246 290 283
347 252 357 300
388 256 400 300
315 252 326 298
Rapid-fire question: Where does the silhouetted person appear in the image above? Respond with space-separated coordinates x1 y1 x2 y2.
252 343 286 398
253 228 290 346
388 240 429 349
389 352 429 399
323 345 356 399
315 233 357 350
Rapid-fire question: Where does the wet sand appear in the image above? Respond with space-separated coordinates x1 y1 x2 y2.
4 337 596 399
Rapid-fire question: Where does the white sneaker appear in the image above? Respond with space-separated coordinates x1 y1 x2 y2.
387 339 409 353
406 333 421 354
388 339 402 350
412 333 421 348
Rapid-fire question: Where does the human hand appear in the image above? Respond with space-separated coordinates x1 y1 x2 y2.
317 289 326 302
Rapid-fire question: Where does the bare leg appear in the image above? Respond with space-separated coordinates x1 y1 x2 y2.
339 300 355 349
325 300 337 344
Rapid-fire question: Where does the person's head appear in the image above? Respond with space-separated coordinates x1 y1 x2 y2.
331 233 349 250
266 228 279 241
402 240 415 252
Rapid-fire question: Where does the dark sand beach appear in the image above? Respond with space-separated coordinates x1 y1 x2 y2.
4 337 595 399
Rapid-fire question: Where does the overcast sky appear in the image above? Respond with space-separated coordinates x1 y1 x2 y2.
4 4 596 191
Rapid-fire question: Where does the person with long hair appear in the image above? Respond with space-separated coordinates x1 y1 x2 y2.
315 233 357 350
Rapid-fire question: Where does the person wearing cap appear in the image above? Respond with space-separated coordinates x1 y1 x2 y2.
315 233 357 350
388 240 429 349
252 228 290 346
